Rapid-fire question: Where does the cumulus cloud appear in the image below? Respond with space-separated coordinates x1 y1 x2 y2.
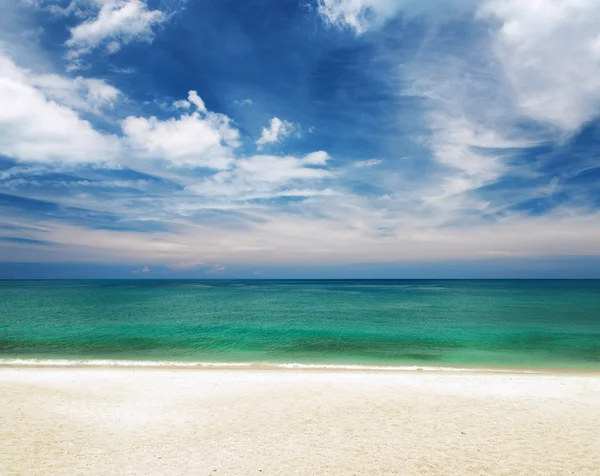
0 51 120 163
122 90 240 169
65 0 166 66
0 56 241 171
256 117 298 149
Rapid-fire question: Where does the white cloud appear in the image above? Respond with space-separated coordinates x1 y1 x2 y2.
0 51 120 164
479 0 600 131
234 98 253 107
168 261 204 270
355 159 382 167
131 264 151 273
396 48 533 206
122 90 240 169
421 115 517 201
6 205 600 266
84 77 121 104
186 151 333 200
408 0 600 205
318 0 401 34
173 99 191 109
207 264 226 273
323 0 600 208
328 0 600 132
65 0 166 63
256 117 298 149
318 0 516 204
29 74 121 112
187 90 207 113
0 52 245 173
235 152 330 183
318 0 476 34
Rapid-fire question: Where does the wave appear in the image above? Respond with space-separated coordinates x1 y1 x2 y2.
0 359 540 373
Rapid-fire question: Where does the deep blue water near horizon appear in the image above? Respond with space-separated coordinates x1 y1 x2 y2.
1 279 599 370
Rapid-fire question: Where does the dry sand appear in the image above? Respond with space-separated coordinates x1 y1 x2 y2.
1 368 600 475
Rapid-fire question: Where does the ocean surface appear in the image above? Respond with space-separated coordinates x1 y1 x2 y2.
1 280 599 371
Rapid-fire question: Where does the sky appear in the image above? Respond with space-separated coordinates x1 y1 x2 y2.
1 0 600 279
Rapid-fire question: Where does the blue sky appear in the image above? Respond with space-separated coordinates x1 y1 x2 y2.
1 0 600 278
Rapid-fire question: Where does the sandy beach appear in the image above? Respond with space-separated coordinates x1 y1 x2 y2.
1 368 599 475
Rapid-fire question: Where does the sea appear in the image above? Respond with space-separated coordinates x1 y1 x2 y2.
1 279 599 371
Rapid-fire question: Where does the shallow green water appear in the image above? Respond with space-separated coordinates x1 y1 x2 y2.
1 280 599 370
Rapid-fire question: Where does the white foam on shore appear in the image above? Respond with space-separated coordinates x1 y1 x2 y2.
0 359 540 373
270 363 538 373
0 359 252 368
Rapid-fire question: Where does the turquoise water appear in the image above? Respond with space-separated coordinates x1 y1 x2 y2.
1 280 599 370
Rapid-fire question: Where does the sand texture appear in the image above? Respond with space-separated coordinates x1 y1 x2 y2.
1 368 600 475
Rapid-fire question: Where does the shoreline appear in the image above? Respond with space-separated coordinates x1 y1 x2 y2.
2 357 600 376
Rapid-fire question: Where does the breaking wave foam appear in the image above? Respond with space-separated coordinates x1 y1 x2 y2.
0 359 538 373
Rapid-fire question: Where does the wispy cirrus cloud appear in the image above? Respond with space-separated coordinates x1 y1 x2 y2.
355 159 381 167
234 98 253 107
317 0 476 33
317 0 398 33
185 151 334 201
319 0 600 210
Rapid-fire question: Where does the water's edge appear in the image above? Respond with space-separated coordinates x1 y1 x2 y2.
5 358 600 375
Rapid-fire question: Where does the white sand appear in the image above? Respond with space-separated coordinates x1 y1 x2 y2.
1 368 600 475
